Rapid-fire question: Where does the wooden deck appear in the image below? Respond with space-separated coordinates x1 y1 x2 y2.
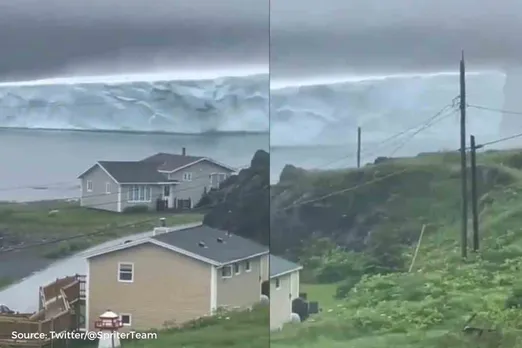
0 275 86 348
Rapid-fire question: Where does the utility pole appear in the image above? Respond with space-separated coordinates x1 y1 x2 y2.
470 135 479 252
357 127 362 168
460 51 468 259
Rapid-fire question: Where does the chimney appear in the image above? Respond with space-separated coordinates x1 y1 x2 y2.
182 147 186 156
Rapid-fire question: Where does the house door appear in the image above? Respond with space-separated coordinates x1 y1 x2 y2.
163 185 171 209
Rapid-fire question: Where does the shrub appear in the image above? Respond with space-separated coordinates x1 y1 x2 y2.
123 205 149 213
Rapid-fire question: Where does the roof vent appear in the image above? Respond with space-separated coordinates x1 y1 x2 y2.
217 237 224 243
182 147 186 156
198 241 207 248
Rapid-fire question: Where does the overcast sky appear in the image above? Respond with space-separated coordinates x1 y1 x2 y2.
0 0 268 81
1 1 521 82
271 0 522 82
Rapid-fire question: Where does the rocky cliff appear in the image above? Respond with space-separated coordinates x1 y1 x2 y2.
203 149 520 259
201 149 270 246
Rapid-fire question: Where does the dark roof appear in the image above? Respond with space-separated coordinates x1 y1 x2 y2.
97 161 172 183
141 152 204 172
152 225 269 264
270 255 302 277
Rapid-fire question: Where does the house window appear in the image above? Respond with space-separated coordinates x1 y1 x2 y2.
127 185 151 202
209 173 227 189
275 277 281 289
118 263 134 282
221 265 232 278
245 261 251 272
119 314 132 326
86 180 93 192
163 185 170 197
234 263 240 275
183 172 193 181
105 182 111 194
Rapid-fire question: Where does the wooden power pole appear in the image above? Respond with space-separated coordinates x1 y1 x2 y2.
460 51 468 259
357 127 361 168
470 135 479 252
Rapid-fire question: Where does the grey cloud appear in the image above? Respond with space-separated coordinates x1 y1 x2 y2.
270 0 522 80
0 0 268 81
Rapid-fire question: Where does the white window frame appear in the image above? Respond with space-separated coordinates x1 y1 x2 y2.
86 180 93 192
127 185 152 203
221 265 232 279
209 173 227 189
119 313 132 326
275 277 281 290
118 262 134 283
105 182 111 194
245 260 251 272
183 172 193 182
233 263 240 275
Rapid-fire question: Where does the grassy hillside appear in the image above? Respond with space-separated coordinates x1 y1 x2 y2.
0 200 203 258
270 149 522 347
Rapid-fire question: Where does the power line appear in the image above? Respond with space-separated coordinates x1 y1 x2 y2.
280 108 459 212
467 104 522 116
312 100 459 170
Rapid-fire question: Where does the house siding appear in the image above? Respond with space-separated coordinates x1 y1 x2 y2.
80 165 119 212
215 256 262 310
260 254 269 282
167 160 233 208
87 243 211 332
270 272 299 331
120 184 164 212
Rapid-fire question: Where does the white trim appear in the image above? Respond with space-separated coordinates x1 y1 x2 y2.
157 157 236 174
80 180 83 206
270 267 303 279
117 185 122 212
221 265 233 278
182 172 193 182
86 260 90 332
127 185 152 203
78 163 120 184
86 237 221 267
233 263 241 275
117 262 134 283
86 180 93 192
119 313 132 326
122 182 179 185
105 182 111 194
210 266 217 313
222 251 269 266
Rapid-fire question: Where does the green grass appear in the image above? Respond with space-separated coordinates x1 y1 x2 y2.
0 200 203 258
70 306 269 348
270 149 522 347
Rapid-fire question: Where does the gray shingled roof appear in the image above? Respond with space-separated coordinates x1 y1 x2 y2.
98 161 172 183
141 152 204 172
270 255 302 278
152 225 269 264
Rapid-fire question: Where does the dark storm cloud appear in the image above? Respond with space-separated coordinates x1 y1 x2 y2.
270 0 522 80
0 0 268 81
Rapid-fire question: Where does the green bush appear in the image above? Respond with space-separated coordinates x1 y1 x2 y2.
123 205 149 213
505 284 522 309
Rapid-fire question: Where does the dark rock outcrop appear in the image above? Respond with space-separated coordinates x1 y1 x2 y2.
201 150 269 246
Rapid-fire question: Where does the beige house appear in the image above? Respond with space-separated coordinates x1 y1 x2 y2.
84 224 300 332
269 255 302 331
78 150 235 213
